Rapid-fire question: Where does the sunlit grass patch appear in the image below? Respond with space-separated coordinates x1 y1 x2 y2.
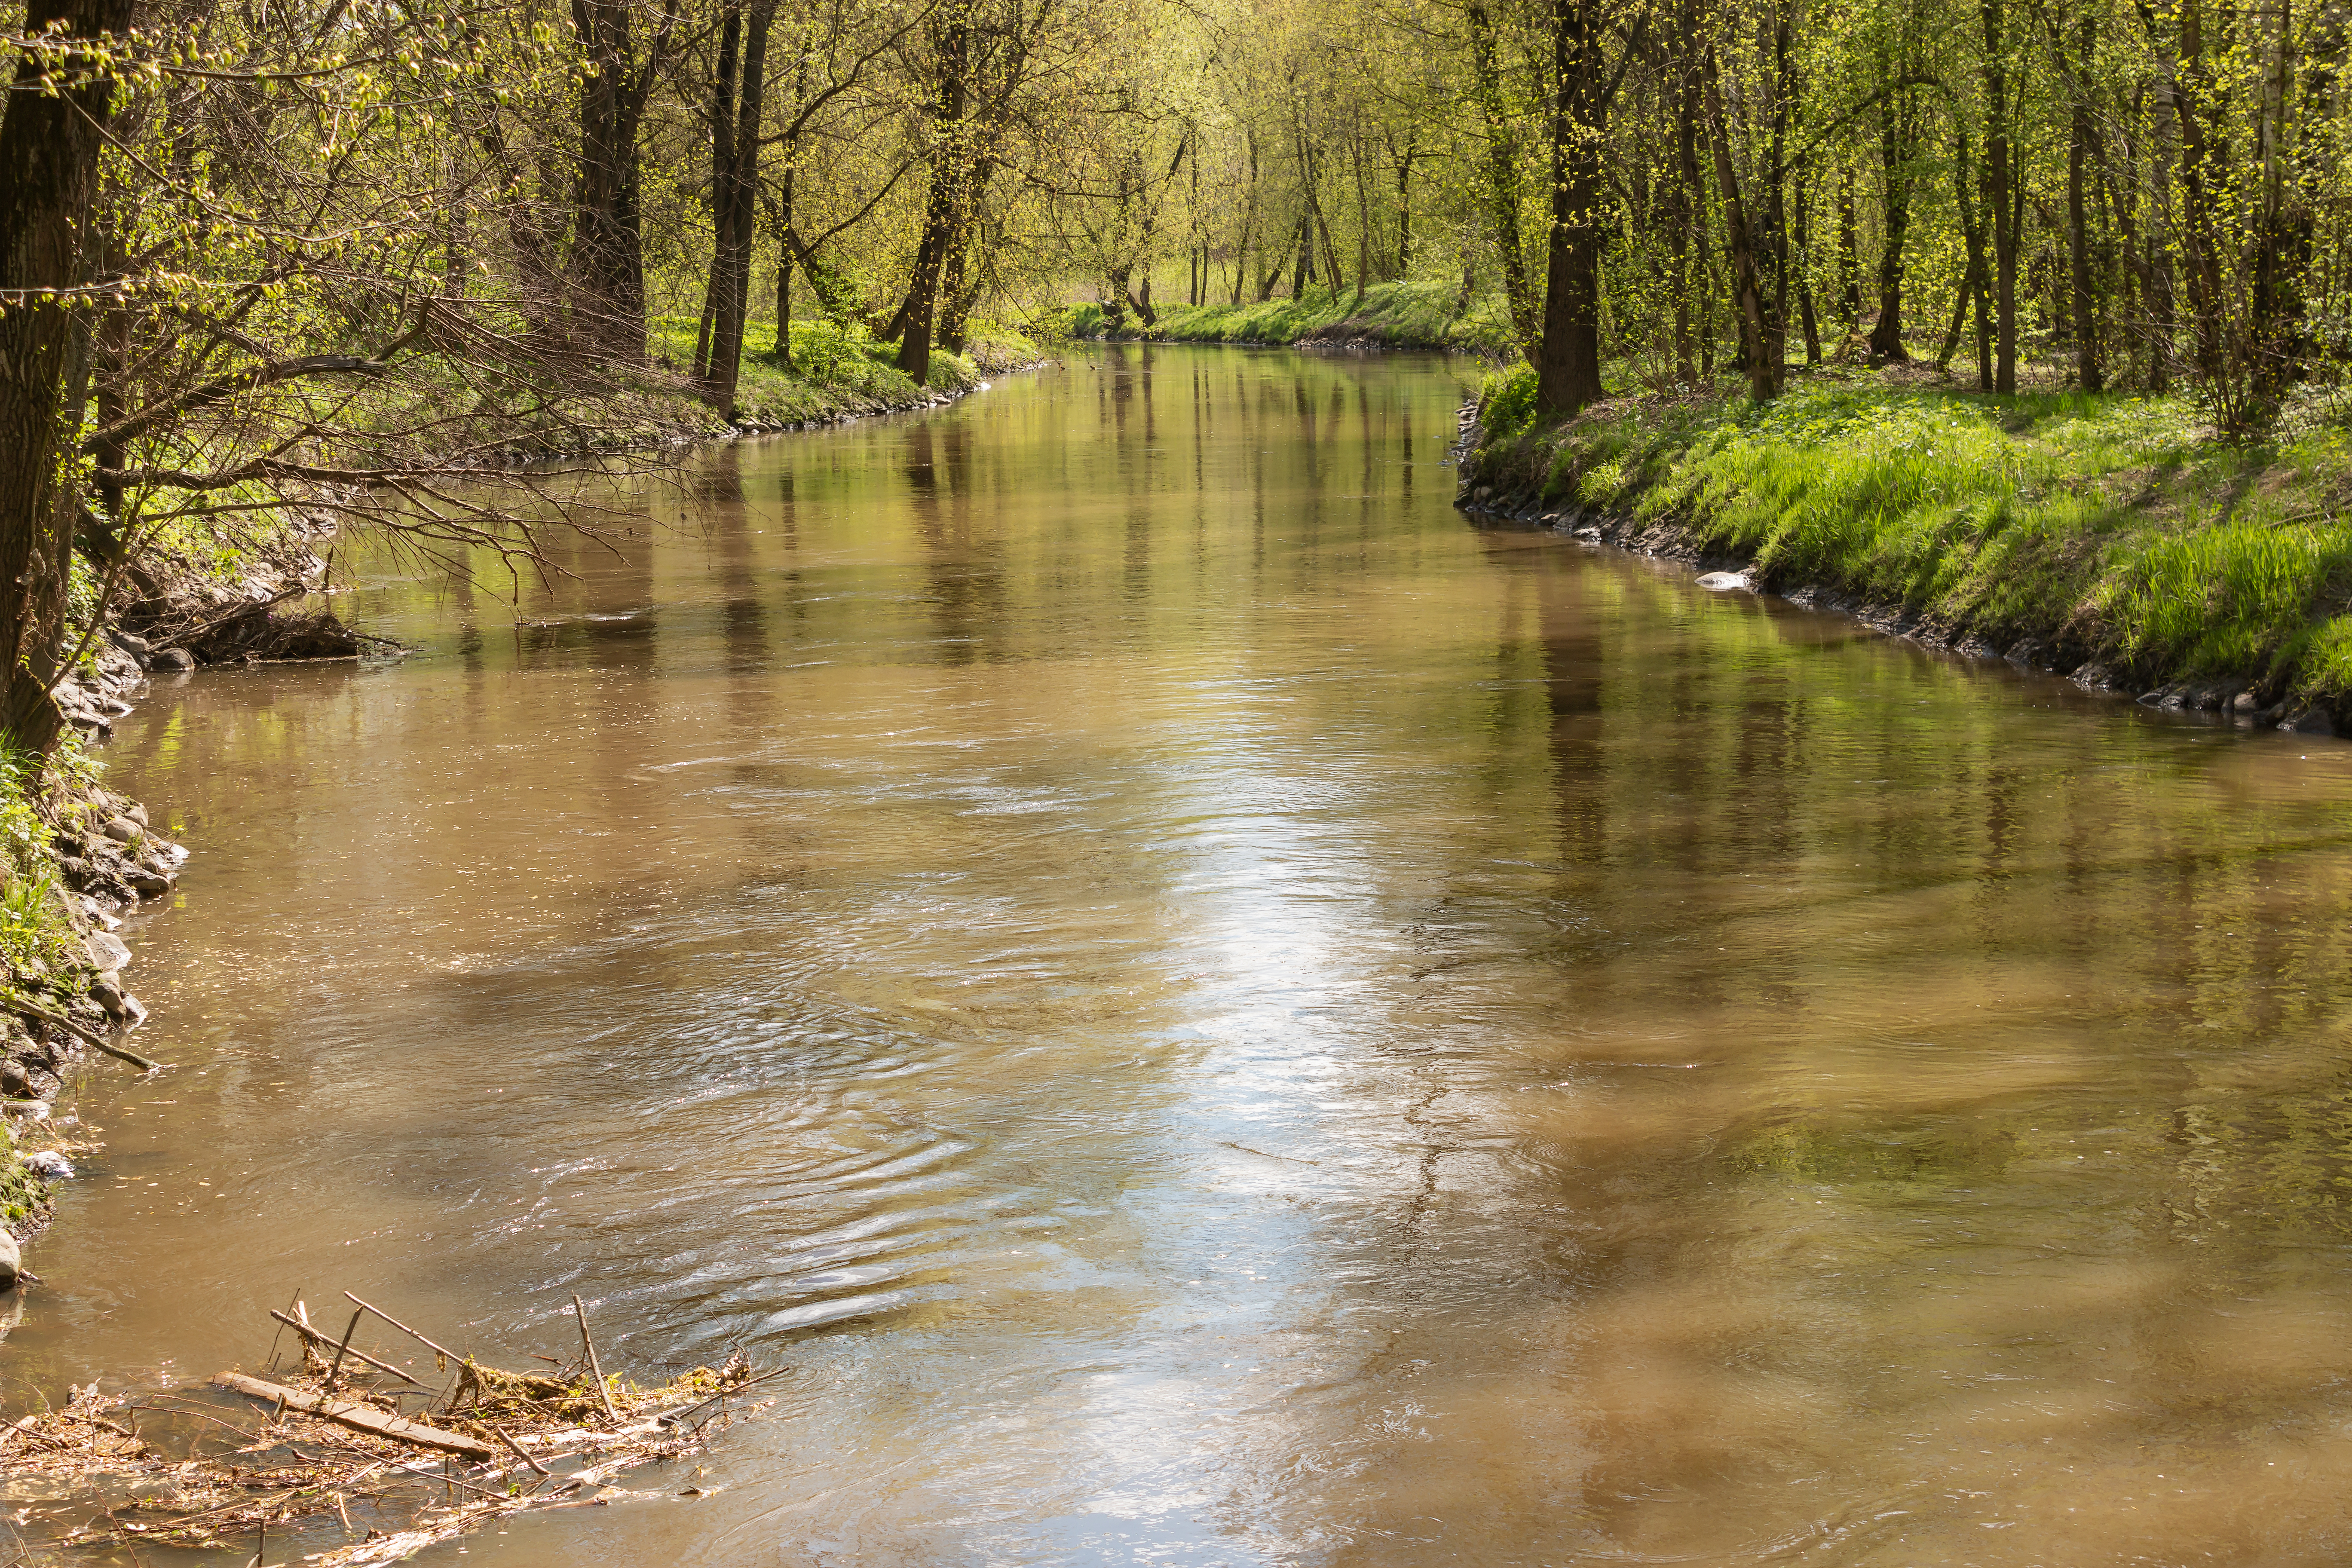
1065 280 1514 355
1471 372 2352 701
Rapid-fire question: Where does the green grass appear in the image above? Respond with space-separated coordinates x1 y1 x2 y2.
1471 365 2352 704
1063 280 1516 356
646 316 1041 429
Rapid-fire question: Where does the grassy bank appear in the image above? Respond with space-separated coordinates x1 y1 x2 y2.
1063 279 1514 355
643 317 1044 433
1464 364 2352 721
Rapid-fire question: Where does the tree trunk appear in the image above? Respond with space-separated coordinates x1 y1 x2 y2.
1837 162 1860 320
1469 0 1539 360
2064 13 2104 389
1793 160 1821 364
1535 0 1609 417
1866 85 1913 364
1393 135 1417 274
1982 0 2018 392
1705 49 1779 400
568 0 659 360
1233 132 1260 304
896 13 970 385
704 3 772 412
0 0 133 755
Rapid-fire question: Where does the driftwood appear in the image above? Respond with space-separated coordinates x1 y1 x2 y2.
11 1288 778 1565
574 1292 619 1423
9 1002 164 1071
211 1372 499 1459
344 1289 463 1366
268 1308 428 1385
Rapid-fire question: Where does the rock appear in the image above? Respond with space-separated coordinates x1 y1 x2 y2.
2233 691 2263 713
128 870 173 897
4 1099 50 1121
85 930 131 974
23 1150 72 1180
2292 709 2335 734
0 1231 18 1290
146 647 195 671
108 629 152 659
0 1062 28 1099
102 817 140 844
1695 571 1751 591
126 803 149 827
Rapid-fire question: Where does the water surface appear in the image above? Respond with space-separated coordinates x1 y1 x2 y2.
15 346 2352 1565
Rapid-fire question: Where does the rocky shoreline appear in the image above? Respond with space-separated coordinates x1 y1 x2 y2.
1448 401 2351 739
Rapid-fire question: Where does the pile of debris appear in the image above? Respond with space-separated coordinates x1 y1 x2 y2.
0 1289 780 1565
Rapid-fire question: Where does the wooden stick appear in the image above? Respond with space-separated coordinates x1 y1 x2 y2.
342 1292 462 1368
210 1372 496 1460
9 1004 162 1071
572 1294 618 1424
267 1311 427 1387
487 1421 548 1476
325 1308 364 1393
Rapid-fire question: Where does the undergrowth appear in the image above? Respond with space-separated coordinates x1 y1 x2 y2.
646 316 1040 429
1064 280 1515 355
1472 365 2352 702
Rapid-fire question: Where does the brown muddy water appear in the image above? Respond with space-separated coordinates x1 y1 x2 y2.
11 346 2352 1566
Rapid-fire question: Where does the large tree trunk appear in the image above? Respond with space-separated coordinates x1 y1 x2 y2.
0 0 135 756
1535 0 1610 417
569 0 659 360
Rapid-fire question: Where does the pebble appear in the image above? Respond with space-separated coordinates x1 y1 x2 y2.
1696 571 1752 591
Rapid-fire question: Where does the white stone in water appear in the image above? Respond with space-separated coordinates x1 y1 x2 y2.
1696 571 1752 591
0 1231 18 1290
23 1150 71 1180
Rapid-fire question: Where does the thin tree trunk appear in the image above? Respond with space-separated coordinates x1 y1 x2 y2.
1866 83 1913 363
1983 0 2019 392
1705 48 1778 400
2065 12 2104 389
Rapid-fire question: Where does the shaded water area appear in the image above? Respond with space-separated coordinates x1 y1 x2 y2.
13 346 2352 1564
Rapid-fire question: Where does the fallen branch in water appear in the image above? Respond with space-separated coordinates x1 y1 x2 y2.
212 1373 499 1459
7 1002 165 1071
4 1287 780 1563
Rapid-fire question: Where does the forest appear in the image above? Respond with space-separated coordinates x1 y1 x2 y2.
0 0 2347 753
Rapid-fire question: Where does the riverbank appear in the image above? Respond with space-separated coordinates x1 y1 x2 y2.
0 325 1051 1278
1063 279 1513 354
1458 364 2352 732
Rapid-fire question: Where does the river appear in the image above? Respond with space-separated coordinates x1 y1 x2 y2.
14 345 2352 1565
